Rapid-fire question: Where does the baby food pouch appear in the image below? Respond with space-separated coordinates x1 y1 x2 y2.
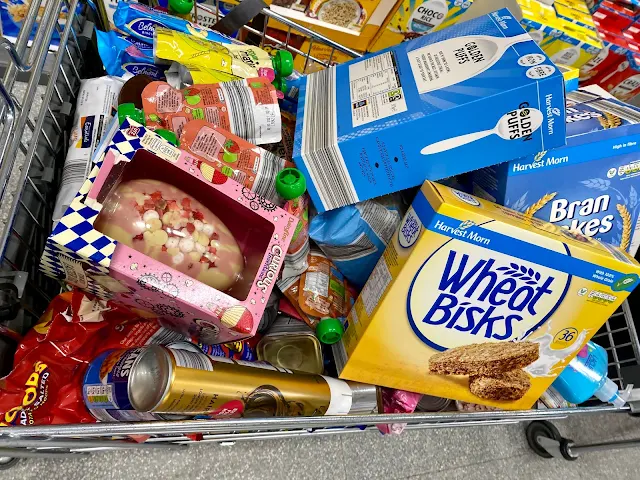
154 28 277 81
179 119 289 204
141 78 281 145
298 250 348 319
277 275 320 328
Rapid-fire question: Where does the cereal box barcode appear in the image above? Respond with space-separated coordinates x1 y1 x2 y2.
300 67 359 211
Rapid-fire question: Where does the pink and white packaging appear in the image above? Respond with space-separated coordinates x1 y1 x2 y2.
40 119 298 344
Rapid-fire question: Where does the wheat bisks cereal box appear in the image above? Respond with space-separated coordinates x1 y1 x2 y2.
470 88 640 257
333 181 640 409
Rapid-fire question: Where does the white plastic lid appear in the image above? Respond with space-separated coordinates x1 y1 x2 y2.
594 378 627 408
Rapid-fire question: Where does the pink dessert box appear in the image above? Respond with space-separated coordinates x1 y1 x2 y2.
40 120 298 343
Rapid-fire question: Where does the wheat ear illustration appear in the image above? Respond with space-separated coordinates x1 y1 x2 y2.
524 192 558 218
617 204 632 251
598 112 623 129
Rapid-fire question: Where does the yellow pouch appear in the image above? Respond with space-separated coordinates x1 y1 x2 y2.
154 28 275 79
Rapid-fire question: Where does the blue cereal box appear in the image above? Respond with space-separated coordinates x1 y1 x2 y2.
293 9 566 212
470 87 640 256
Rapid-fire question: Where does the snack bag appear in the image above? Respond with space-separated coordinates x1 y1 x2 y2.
277 275 320 328
154 28 277 81
179 119 290 204
141 79 281 145
298 250 348 319
377 388 423 435
0 291 184 426
114 0 239 46
53 76 124 222
309 199 402 288
96 29 167 80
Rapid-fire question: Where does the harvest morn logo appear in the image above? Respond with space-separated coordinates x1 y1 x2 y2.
407 244 569 351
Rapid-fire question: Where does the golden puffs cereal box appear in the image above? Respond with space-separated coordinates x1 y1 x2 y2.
334 181 640 409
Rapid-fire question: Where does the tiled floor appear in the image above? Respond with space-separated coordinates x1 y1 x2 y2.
6 412 640 479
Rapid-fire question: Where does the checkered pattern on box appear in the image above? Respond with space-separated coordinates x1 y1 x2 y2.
39 119 150 298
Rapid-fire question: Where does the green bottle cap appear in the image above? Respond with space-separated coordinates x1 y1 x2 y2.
118 103 145 126
272 50 294 78
272 77 288 94
156 129 180 147
316 318 344 345
168 0 194 14
276 168 306 200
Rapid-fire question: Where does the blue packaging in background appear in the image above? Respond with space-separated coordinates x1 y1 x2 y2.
1 0 82 50
113 0 239 46
293 9 567 213
96 29 168 79
470 87 640 256
309 198 402 288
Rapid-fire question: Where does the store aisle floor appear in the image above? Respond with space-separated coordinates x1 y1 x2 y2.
6 411 640 479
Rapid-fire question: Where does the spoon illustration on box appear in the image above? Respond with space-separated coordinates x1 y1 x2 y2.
421 108 544 155
410 32 546 154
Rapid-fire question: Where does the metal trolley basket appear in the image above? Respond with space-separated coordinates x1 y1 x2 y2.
1 0 640 468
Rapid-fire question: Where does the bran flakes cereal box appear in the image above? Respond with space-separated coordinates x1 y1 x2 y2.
470 88 640 257
333 181 640 409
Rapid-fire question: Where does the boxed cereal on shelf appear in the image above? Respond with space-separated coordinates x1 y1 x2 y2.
40 120 297 344
470 88 640 256
294 9 566 212
333 181 640 409
367 0 474 52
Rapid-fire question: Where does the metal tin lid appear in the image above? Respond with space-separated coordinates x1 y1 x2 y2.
128 346 173 412
257 316 323 374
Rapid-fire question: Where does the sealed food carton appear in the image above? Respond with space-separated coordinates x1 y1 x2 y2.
600 53 640 102
367 0 474 52
40 120 297 344
268 0 402 51
334 181 640 409
470 88 640 256
554 2 596 30
579 31 630 83
294 9 566 213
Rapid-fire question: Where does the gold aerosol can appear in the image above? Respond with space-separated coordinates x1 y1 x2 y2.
126 345 379 417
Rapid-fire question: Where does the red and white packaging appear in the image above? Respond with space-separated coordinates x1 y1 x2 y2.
142 78 281 145
581 31 630 83
600 54 640 101
0 291 183 426
179 119 291 205
593 8 635 30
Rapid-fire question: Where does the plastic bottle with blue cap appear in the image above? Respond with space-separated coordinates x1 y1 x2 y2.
551 341 631 407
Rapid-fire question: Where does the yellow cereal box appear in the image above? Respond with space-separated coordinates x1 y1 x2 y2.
335 182 640 409
267 0 402 51
368 0 473 52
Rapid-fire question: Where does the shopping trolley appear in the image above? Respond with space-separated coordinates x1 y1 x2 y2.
0 0 639 469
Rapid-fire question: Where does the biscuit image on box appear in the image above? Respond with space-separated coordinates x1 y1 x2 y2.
428 342 540 377
469 370 532 401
